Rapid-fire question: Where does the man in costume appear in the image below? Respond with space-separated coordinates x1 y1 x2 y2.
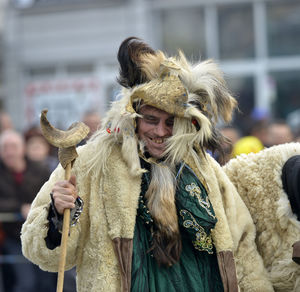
21 37 273 291
223 142 300 292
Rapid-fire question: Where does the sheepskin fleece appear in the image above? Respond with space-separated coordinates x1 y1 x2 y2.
21 142 273 292
223 143 300 292
21 144 141 292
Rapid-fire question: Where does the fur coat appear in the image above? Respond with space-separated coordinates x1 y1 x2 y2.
21 141 273 292
223 142 300 292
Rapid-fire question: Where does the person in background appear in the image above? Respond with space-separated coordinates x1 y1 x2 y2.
295 129 300 143
21 37 273 291
0 130 56 292
0 111 13 133
24 126 58 172
223 142 300 292
216 125 241 165
24 127 74 291
247 108 270 147
232 135 264 158
24 125 76 291
228 116 268 158
267 119 294 146
82 110 101 140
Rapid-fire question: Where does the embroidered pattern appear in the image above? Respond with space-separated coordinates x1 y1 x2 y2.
180 209 213 254
185 183 216 219
138 195 153 225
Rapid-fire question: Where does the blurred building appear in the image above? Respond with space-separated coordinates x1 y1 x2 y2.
0 0 300 131
0 0 8 108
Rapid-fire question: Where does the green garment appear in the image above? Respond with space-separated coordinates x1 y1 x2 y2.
131 163 224 292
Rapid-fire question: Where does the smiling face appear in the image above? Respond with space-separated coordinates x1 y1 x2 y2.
137 105 174 159
0 130 25 171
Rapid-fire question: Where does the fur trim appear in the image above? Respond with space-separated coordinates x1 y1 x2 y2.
172 51 237 124
139 50 166 80
21 143 142 291
165 113 211 165
84 92 144 177
145 163 182 266
145 164 178 236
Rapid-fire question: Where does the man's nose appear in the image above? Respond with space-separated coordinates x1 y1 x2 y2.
154 122 169 137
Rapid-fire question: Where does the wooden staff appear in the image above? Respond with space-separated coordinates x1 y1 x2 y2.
40 110 89 292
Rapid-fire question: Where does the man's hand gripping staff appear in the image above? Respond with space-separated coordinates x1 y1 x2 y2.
40 110 89 292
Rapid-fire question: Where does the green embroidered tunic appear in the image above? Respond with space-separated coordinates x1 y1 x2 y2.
131 162 224 292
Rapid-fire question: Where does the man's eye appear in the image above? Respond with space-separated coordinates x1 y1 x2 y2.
166 119 174 127
144 116 158 123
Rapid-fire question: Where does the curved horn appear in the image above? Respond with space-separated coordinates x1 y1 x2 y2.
40 109 90 148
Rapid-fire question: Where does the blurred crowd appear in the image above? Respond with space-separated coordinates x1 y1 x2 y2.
0 107 299 291
0 110 101 292
216 112 300 165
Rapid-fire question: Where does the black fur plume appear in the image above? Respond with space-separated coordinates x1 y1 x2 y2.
117 37 156 88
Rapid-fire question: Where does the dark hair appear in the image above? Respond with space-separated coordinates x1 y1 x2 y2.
117 37 156 88
189 100 228 162
204 126 227 159
282 155 300 220
24 126 45 142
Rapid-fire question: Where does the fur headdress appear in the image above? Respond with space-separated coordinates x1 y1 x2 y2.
86 37 237 176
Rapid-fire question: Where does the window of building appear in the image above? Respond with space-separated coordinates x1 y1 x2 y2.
159 7 206 60
218 3 254 60
226 75 255 134
267 1 300 57
269 70 300 119
27 66 56 77
14 0 127 10
66 63 94 75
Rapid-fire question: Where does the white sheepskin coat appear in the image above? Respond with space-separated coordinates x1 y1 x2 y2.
223 142 300 292
21 141 273 292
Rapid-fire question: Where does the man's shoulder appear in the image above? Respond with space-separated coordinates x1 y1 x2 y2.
76 140 122 159
74 140 126 176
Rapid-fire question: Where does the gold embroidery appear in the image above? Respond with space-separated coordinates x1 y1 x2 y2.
180 210 213 254
185 182 216 219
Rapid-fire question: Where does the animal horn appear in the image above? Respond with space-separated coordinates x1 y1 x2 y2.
40 109 90 148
